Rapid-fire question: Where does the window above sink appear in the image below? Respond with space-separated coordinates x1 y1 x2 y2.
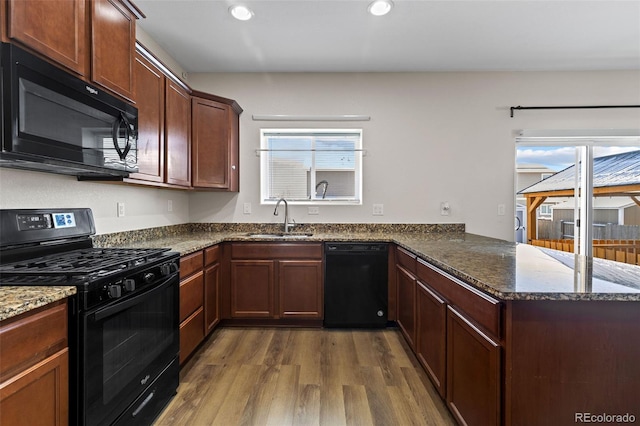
259 128 363 205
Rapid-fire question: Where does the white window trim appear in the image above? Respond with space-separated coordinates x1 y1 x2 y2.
259 128 363 205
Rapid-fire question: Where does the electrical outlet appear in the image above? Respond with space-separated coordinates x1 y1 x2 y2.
243 202 252 214
117 202 125 217
308 206 319 215
168 200 173 212
440 202 450 216
497 203 506 216
373 204 384 216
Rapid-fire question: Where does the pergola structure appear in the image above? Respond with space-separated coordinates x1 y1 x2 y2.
519 150 640 244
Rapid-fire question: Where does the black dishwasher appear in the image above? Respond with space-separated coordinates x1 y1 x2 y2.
324 242 388 328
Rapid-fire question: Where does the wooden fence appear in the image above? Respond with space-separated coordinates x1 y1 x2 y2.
537 220 640 241
531 239 640 266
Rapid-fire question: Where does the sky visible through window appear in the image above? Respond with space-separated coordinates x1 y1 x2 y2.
516 146 640 171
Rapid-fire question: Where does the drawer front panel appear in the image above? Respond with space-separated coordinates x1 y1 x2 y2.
417 258 501 338
179 308 204 364
204 245 220 266
0 301 68 381
180 251 204 279
179 271 204 322
231 243 322 259
396 246 417 273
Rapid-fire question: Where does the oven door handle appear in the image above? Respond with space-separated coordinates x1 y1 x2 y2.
93 274 177 321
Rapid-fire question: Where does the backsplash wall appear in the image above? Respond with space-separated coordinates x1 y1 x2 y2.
0 168 189 234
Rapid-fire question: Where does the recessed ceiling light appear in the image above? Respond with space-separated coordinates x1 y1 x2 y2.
368 0 393 16
229 5 254 21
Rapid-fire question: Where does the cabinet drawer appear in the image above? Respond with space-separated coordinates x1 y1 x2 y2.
396 246 417 273
417 258 501 338
179 271 204 322
205 245 220 266
180 251 204 279
231 243 322 259
0 301 68 381
179 308 204 364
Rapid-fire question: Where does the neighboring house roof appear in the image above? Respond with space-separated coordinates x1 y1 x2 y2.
519 150 640 194
552 197 637 210
516 163 556 174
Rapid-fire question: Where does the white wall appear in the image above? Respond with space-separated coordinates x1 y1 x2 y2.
0 169 189 235
1 67 638 240
187 71 640 240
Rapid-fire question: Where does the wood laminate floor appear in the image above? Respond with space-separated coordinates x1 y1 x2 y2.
155 327 456 426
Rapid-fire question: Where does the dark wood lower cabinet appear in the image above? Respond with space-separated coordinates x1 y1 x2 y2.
446 306 501 426
227 243 324 324
279 260 323 319
396 264 417 349
504 300 640 426
0 301 69 426
416 280 447 398
230 260 275 318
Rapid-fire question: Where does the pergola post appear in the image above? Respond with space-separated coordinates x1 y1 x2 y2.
526 195 547 243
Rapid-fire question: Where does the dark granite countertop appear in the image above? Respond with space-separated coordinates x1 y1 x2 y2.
0 286 76 321
93 225 640 302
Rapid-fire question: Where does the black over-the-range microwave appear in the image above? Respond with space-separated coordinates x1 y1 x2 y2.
0 43 138 178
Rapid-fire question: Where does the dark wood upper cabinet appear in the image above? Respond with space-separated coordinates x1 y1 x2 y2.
128 52 165 183
91 0 138 101
165 81 191 187
7 0 87 76
191 91 241 191
6 0 143 102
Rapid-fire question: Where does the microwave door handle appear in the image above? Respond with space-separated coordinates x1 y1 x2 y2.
111 113 132 160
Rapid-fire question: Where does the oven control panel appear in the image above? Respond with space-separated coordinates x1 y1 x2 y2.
16 212 76 231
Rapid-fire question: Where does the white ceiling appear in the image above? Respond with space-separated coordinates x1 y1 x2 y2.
135 0 640 73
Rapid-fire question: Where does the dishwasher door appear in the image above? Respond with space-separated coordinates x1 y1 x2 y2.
324 242 388 328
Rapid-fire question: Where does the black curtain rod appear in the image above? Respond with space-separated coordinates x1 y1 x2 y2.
510 104 640 118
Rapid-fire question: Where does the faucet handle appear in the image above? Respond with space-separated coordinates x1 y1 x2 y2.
288 218 296 228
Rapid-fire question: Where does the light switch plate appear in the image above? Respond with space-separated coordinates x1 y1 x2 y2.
167 200 173 212
117 202 125 217
497 203 506 216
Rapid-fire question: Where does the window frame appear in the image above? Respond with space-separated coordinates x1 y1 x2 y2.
259 128 363 205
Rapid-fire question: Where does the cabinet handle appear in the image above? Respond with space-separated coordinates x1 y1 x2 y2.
231 165 237 170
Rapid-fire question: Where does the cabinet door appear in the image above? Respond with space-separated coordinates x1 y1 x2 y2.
396 265 417 349
278 260 323 319
7 0 87 76
91 0 136 101
416 281 447 398
129 53 165 183
0 349 69 426
165 81 191 187
447 306 500 426
230 260 275 318
204 262 220 334
191 97 231 189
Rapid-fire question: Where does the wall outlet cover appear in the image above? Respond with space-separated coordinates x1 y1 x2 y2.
243 202 252 214
373 204 384 216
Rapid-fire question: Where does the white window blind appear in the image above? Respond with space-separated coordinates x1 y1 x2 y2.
260 129 363 204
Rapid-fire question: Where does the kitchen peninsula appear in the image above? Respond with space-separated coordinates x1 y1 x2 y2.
90 223 639 426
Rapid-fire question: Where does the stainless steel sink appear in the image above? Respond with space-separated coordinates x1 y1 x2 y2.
246 232 313 238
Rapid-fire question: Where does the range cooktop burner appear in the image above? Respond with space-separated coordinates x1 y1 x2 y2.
0 247 170 278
